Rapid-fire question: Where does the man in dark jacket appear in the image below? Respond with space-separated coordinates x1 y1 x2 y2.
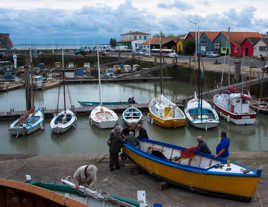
107 125 123 171
196 136 211 154
136 124 148 139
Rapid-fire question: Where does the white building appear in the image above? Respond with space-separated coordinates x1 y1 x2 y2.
119 31 151 52
253 39 268 57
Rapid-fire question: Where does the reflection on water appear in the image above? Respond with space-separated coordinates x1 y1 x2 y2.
0 80 268 154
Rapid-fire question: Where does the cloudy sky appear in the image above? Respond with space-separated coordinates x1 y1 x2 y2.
0 0 268 45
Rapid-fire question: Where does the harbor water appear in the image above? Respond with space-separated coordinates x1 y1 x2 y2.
0 80 268 154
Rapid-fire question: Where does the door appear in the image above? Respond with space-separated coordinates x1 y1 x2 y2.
245 48 249 56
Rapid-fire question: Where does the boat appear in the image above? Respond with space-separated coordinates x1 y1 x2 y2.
89 50 118 128
250 97 268 114
184 93 219 130
122 138 262 201
122 105 143 126
149 95 187 128
184 30 219 130
8 49 45 137
8 106 44 136
50 49 77 134
213 88 256 125
0 178 89 207
0 178 139 207
79 101 128 106
148 32 187 128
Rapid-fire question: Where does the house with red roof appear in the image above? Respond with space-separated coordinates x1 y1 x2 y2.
200 32 219 53
119 31 151 51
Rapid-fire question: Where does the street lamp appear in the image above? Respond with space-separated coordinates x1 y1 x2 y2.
189 20 199 64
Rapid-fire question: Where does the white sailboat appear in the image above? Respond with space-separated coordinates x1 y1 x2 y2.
184 92 219 129
148 32 187 128
50 49 77 134
8 49 45 137
89 50 119 128
184 31 219 130
122 105 143 126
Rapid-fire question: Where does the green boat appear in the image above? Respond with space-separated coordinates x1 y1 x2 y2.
28 178 140 207
79 101 129 106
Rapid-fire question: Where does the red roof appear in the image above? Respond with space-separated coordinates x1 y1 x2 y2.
204 32 220 42
142 36 176 45
221 32 263 45
120 31 151 36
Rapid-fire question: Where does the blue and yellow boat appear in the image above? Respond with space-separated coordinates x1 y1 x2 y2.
123 138 262 201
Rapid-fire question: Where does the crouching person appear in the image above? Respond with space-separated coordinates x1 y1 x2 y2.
73 164 98 190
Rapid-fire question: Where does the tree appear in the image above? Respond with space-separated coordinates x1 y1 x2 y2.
110 38 117 48
153 33 166 38
183 40 195 55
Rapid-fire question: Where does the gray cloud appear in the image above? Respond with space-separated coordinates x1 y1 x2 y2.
158 0 192 11
0 3 267 45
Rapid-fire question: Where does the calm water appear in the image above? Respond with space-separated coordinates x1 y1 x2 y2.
0 80 268 154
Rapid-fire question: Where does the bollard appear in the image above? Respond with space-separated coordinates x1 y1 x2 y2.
234 61 241 82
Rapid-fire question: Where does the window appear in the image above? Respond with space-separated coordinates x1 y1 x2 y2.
144 36 147 40
139 36 141 39
134 35 137 40
259 46 267 51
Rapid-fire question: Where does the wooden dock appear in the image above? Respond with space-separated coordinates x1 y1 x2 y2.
0 104 149 120
0 81 24 92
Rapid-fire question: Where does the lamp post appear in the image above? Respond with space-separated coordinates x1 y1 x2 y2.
189 20 199 65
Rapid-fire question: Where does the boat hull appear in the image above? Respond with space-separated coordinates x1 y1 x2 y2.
50 110 77 134
123 144 260 201
188 121 219 129
149 112 187 128
214 104 256 125
0 178 89 207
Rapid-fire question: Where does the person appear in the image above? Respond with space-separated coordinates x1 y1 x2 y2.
121 126 135 140
215 131 230 159
73 164 98 190
107 125 123 171
136 123 148 139
196 136 211 154
126 131 139 147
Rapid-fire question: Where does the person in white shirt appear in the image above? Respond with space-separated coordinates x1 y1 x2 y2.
73 164 98 190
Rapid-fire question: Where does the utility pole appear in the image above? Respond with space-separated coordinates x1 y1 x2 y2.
227 27 231 86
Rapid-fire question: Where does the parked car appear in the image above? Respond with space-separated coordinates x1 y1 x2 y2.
165 52 178 58
206 51 220 58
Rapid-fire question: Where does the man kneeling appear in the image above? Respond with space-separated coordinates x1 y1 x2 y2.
73 164 98 190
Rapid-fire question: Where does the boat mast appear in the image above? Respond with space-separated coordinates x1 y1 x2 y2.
197 28 203 121
160 32 163 95
97 49 103 105
62 48 66 112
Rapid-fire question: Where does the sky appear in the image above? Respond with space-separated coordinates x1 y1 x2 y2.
0 0 268 45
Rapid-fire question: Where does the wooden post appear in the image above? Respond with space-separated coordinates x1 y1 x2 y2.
234 61 241 82
24 65 32 111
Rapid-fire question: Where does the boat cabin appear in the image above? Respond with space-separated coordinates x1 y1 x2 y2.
229 93 251 114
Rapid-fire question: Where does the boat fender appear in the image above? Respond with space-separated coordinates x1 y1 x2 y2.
40 123 44 130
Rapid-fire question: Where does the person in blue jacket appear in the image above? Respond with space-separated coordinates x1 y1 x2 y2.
215 131 230 159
